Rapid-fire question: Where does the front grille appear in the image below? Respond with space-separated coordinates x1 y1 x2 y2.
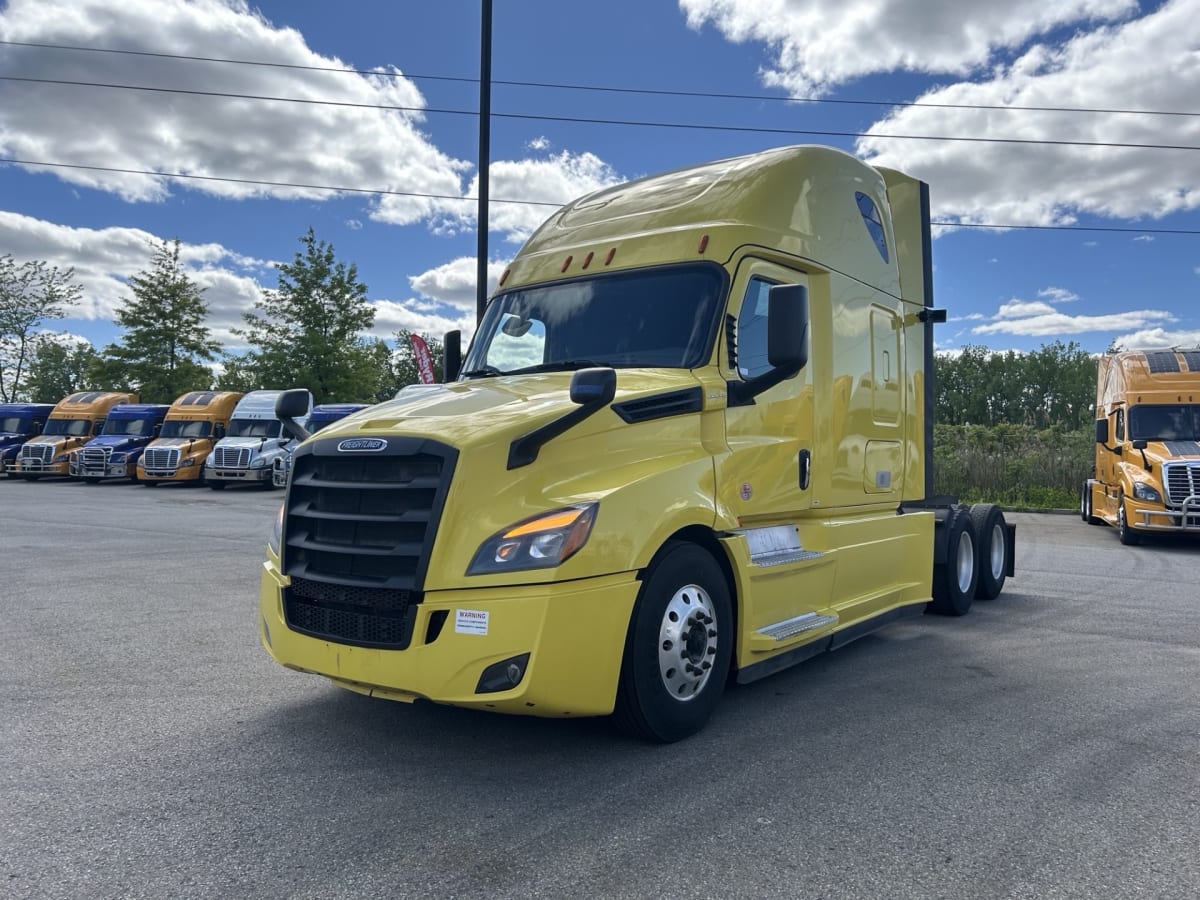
284 577 417 648
280 436 457 649
215 446 250 469
20 444 53 465
143 446 180 471
79 447 111 471
1163 462 1200 507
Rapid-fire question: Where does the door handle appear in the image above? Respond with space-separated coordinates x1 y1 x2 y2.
798 449 811 490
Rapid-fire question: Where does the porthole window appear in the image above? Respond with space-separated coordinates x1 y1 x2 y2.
856 192 889 263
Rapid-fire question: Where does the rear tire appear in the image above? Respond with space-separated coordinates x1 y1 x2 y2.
1081 482 1102 525
928 507 978 616
969 503 1007 600
613 543 733 743
209 481 226 491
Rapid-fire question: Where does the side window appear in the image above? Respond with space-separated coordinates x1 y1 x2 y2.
856 192 889 263
735 277 773 379
1115 408 1125 441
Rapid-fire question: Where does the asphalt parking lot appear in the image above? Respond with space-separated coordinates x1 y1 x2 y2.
2 479 1198 899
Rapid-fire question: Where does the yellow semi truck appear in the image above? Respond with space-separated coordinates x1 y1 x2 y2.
138 391 243 485
258 145 1016 741
1083 349 1200 543
13 391 138 480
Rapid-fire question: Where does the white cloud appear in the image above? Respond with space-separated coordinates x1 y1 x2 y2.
1038 287 1079 304
0 0 469 222
431 151 623 244
858 0 1200 228
975 308 1175 337
995 300 1057 319
1133 235 1155 242
408 257 509 313
679 0 1135 96
368 300 475 343
0 210 263 341
1111 327 1200 350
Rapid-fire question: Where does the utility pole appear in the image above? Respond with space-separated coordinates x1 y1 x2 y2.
476 0 493 324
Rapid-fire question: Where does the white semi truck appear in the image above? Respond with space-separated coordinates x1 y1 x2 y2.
205 389 311 490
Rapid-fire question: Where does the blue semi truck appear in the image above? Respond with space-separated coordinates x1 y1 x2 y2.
0 403 56 478
70 403 171 483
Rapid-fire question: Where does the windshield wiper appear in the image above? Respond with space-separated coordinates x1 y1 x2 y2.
504 360 606 376
460 365 505 379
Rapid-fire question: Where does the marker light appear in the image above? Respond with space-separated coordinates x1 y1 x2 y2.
467 503 598 575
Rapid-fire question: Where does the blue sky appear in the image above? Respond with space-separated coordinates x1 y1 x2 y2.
1 0 1198 365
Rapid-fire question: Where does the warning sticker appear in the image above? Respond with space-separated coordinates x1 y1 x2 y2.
454 609 490 635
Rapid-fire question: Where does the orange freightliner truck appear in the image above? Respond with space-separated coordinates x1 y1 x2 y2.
259 145 1017 741
1083 349 1200 543
138 391 243 485
13 391 138 480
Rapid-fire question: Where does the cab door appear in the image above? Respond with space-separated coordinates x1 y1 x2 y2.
716 257 814 525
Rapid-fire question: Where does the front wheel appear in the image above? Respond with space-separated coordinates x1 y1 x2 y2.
1117 497 1141 546
613 543 733 743
209 480 226 491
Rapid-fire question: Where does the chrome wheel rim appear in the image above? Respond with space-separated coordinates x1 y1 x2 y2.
658 583 718 702
989 523 1005 580
957 531 975 594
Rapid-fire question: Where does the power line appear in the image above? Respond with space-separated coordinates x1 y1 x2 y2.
5 155 1199 235
3 38 1198 119
4 74 1200 153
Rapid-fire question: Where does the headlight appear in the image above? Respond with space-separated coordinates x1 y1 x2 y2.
268 504 285 556
1132 482 1162 503
54 454 71 463
250 458 267 468
181 457 197 467
467 503 598 575
110 453 127 463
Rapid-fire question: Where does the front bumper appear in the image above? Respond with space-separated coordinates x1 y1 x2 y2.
1130 494 1200 532
14 460 68 476
70 460 131 479
208 466 271 483
258 554 640 717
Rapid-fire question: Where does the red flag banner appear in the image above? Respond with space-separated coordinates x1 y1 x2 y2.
409 333 436 384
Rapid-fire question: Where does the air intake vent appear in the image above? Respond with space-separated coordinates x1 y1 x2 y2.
612 387 703 424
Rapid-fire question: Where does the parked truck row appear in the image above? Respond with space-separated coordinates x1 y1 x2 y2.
1 389 365 488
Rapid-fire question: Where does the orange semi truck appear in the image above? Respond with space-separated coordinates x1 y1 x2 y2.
13 391 138 479
1083 349 1200 543
138 391 243 485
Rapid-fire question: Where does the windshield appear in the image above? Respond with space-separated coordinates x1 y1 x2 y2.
462 264 725 376
227 418 282 438
1129 404 1200 442
103 417 156 436
159 420 212 438
43 418 93 436
0 416 30 434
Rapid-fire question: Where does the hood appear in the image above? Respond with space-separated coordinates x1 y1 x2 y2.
0 433 30 447
1136 441 1200 468
23 436 82 451
333 371 699 449
216 436 283 449
85 434 152 453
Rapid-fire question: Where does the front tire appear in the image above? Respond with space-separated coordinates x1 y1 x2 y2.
1117 496 1141 545
928 507 978 616
613 543 733 743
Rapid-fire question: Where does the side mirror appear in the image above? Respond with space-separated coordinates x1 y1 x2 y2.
1132 439 1147 450
444 330 462 382
275 389 312 442
729 283 810 406
570 367 617 406
767 283 810 372
92 421 103 435
214 423 226 440
1095 418 1109 444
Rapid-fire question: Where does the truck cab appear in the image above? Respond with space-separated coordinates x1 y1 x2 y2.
206 389 311 490
71 403 170 483
138 391 243 485
1084 349 1200 544
272 402 368 487
258 145 1013 741
0 403 55 478
14 392 138 480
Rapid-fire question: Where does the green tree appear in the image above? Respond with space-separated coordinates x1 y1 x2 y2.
94 239 218 403
234 228 379 403
0 254 82 401
23 338 101 403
